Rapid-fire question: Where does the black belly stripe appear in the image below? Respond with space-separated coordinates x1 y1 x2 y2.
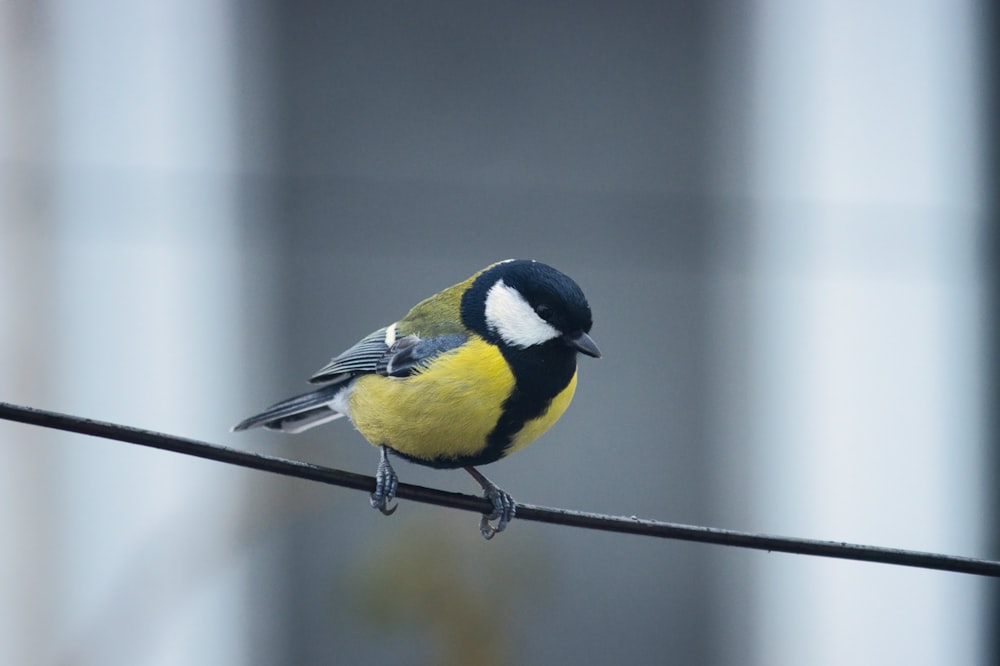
483 342 578 459
388 340 578 470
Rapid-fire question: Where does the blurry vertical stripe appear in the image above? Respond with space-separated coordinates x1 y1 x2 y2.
748 1 988 665
1 2 250 665
0 4 61 665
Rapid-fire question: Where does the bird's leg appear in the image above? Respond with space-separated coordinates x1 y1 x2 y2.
371 446 398 515
464 466 516 539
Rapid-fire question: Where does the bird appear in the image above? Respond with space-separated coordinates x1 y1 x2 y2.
233 259 600 538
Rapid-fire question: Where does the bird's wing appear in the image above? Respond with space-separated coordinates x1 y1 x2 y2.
309 327 393 383
376 334 468 378
309 327 468 384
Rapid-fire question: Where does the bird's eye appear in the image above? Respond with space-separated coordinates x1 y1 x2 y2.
535 304 554 321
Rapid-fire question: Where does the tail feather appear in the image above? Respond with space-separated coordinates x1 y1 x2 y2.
232 383 348 434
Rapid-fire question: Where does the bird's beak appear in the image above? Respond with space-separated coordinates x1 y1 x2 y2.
564 331 602 358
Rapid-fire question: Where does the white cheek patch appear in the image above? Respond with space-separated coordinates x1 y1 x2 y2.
484 280 560 348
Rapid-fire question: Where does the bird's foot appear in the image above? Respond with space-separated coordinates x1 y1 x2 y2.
371 446 398 516
464 466 516 539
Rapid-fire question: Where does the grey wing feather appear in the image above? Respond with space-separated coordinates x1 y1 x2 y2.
309 327 392 383
231 383 346 433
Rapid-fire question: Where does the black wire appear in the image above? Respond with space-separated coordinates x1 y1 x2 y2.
2 400 998 578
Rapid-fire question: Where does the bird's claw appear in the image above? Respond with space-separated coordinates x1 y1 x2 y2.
371 495 398 516
462 466 517 539
371 446 398 516
479 485 516 540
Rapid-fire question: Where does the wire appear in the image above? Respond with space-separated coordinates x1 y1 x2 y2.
1 400 998 578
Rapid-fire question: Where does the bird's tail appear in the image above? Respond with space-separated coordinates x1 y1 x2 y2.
232 383 348 434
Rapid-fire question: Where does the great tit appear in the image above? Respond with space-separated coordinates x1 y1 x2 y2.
233 259 600 538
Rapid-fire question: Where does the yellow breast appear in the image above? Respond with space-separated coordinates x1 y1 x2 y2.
346 339 577 466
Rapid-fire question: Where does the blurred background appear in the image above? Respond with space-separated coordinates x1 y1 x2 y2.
1 1 996 664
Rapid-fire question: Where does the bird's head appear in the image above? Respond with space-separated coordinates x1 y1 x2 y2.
462 260 601 358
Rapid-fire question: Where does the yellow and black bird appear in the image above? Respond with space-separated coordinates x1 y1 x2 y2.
233 259 600 538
